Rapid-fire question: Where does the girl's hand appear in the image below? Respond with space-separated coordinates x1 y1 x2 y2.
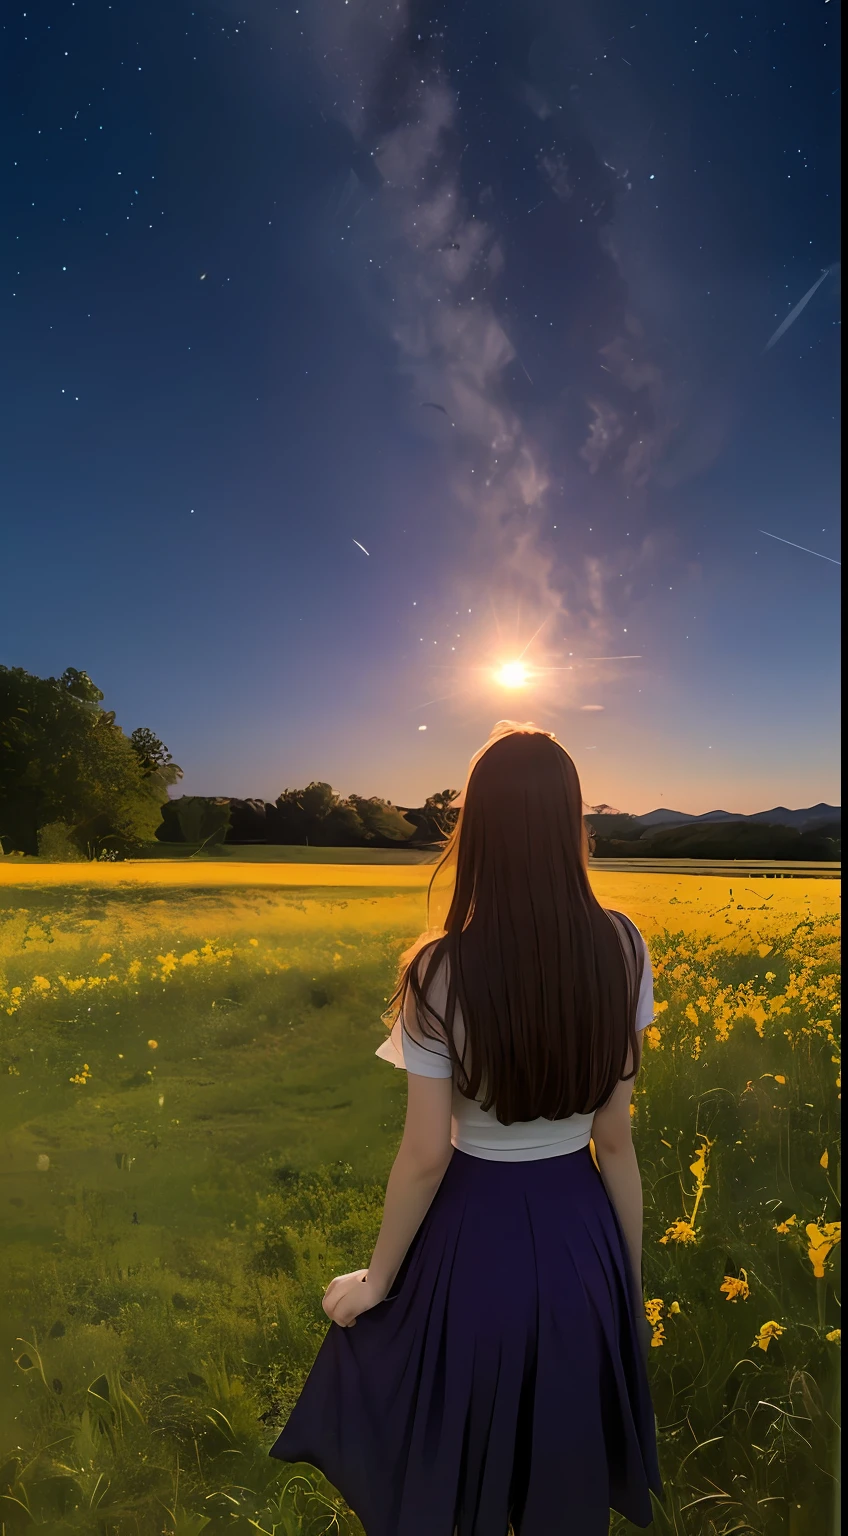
322 1269 387 1328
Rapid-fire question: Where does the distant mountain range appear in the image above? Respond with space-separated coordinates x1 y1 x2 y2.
583 802 840 833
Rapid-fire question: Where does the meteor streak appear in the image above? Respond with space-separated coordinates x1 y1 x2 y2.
758 530 840 566
764 268 832 352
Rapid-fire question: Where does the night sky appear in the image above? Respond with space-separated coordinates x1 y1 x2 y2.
1 0 841 816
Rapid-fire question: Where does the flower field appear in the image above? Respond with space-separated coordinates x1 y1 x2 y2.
0 867 841 1535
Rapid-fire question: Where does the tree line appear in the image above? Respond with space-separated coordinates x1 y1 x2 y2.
587 813 840 862
0 664 456 859
1 665 839 861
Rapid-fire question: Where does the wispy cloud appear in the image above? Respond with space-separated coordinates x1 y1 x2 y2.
274 0 686 681
342 47 576 642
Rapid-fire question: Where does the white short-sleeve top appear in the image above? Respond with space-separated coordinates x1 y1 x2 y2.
375 912 655 1162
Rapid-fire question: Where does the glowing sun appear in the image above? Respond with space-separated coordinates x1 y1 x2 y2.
497 661 530 688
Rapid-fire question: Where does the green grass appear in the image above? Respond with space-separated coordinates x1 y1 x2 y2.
0 877 841 1535
131 843 443 865
0 843 443 867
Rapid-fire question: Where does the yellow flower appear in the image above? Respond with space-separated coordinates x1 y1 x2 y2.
654 1000 669 1014
643 1299 666 1346
668 1301 681 1315
643 1025 662 1050
658 1135 713 1247
774 1215 797 1234
825 1329 841 1344
720 1269 750 1302
805 1221 841 1279
660 1219 698 1246
752 1320 784 1353
748 1001 767 1035
58 975 85 994
31 976 51 993
820 1150 829 1170
97 952 112 964
249 938 259 946
685 1002 699 1027
689 1136 712 1183
773 1074 786 1085
148 1039 158 1050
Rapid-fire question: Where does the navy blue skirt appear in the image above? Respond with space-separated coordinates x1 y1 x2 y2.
269 1144 663 1535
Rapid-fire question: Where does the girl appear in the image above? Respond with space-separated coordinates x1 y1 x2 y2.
269 721 664 1534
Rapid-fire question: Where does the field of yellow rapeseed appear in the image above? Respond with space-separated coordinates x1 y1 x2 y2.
0 866 841 1536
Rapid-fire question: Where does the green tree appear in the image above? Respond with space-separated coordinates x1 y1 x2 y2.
347 794 417 844
584 812 644 842
130 727 183 787
424 789 460 840
273 783 366 846
58 667 104 704
590 820 840 862
647 821 800 859
168 795 232 850
0 665 170 858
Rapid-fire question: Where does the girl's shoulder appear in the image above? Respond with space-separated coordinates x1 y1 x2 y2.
605 912 652 1042
605 907 643 942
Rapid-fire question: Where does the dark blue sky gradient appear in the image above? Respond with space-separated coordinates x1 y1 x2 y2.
1 0 840 814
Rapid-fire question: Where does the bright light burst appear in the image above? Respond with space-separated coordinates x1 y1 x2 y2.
497 661 530 688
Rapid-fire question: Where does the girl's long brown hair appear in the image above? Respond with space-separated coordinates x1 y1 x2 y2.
381 722 644 1123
